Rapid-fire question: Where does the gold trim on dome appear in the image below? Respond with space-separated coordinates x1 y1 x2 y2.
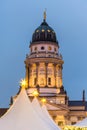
42 29 45 32
47 29 50 32
36 30 39 32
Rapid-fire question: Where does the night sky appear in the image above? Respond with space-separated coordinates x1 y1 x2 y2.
0 0 87 107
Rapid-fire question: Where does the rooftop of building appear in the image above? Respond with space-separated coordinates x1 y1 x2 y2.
31 11 58 44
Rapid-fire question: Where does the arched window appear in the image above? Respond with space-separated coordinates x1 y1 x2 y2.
48 77 51 85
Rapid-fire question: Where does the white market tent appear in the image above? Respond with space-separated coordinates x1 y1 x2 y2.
0 88 60 130
64 118 87 130
42 104 59 128
32 97 61 130
74 118 87 128
42 103 61 130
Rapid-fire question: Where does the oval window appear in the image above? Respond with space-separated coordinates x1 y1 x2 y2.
41 46 44 50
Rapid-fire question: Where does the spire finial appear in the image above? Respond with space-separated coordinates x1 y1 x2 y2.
43 9 46 21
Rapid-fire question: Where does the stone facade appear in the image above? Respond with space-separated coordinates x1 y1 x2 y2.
0 13 87 128
24 14 87 127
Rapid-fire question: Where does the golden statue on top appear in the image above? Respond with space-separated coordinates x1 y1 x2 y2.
44 10 46 20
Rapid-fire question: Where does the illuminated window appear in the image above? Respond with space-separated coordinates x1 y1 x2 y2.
48 46 52 50
41 46 44 50
42 29 45 32
48 78 51 85
34 47 37 51
47 29 50 32
36 30 39 32
60 100 64 104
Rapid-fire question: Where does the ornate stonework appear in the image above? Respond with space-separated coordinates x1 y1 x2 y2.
0 14 87 128
24 15 87 127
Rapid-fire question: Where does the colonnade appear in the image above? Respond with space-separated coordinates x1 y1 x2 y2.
25 62 63 88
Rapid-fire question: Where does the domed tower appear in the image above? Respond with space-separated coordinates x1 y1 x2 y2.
25 12 67 103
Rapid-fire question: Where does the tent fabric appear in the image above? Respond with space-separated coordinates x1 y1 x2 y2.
42 105 54 120
64 118 87 129
42 104 61 130
42 105 59 126
32 97 61 130
74 118 87 127
0 88 55 130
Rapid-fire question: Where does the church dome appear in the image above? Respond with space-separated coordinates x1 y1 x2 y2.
31 12 58 44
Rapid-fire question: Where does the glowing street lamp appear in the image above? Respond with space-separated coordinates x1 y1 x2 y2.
32 90 39 97
41 98 46 105
20 78 27 89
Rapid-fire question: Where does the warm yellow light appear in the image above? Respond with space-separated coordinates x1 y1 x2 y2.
20 79 27 89
41 98 46 104
36 30 39 32
32 90 39 97
47 29 50 32
42 29 45 32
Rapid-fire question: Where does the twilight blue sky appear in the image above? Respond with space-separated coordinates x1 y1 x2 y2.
0 0 87 107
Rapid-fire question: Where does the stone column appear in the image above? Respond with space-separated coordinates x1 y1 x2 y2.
28 64 31 88
36 63 39 85
53 63 57 87
45 63 48 87
25 65 29 88
58 64 63 88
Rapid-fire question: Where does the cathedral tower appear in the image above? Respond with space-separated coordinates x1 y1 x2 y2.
25 12 67 104
0 12 87 127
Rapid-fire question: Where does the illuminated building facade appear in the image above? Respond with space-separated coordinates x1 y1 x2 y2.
24 13 87 127
0 13 87 127
25 13 64 98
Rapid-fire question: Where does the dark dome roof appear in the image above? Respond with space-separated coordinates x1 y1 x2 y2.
32 19 58 44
